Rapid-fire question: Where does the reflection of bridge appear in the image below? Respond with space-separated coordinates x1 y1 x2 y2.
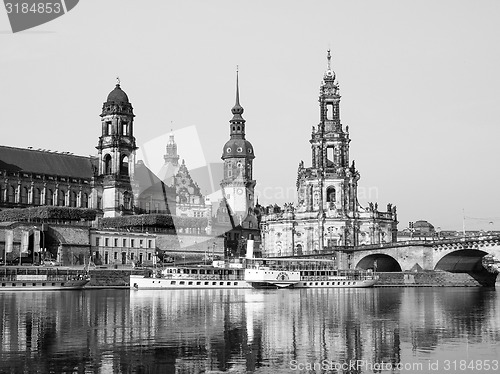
288 236 500 273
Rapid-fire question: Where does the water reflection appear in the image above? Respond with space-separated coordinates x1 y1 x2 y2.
0 288 498 373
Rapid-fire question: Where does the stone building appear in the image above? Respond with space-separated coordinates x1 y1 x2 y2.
261 51 398 257
0 82 176 217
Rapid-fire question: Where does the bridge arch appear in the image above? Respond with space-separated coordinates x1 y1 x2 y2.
356 254 402 272
434 249 488 272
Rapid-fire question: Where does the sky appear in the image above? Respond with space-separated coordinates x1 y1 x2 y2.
1 0 500 231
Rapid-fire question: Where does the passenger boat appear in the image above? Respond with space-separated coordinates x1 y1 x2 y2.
130 258 377 290
0 267 90 291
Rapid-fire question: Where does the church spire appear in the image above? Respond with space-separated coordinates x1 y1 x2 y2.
229 67 245 138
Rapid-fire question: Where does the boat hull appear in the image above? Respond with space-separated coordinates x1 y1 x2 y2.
0 279 89 291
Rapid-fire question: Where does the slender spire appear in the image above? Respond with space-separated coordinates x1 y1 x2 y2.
231 66 244 117
235 65 240 106
116 76 120 86
327 49 331 70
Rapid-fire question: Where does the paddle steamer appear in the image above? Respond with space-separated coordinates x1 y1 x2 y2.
130 258 377 290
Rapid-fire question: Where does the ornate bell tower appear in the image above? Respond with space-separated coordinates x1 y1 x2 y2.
220 70 256 224
96 79 137 217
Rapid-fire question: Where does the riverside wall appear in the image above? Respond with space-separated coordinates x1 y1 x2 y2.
375 271 498 287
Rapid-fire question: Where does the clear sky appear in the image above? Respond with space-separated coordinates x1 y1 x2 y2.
1 0 500 231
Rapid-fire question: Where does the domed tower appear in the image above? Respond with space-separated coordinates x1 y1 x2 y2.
95 79 137 217
220 70 256 224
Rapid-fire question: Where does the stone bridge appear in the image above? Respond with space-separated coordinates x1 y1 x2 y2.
349 236 500 272
282 236 500 273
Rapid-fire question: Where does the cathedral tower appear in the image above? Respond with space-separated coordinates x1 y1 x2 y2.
298 50 359 218
96 80 137 217
261 51 397 258
220 71 256 224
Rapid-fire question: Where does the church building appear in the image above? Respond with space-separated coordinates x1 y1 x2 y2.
260 51 398 258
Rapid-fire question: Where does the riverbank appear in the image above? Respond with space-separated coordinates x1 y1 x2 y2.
3 266 497 288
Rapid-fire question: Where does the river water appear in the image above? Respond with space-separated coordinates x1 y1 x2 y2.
0 287 499 373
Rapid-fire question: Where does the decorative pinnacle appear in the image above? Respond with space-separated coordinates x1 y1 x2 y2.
116 76 120 86
327 49 331 71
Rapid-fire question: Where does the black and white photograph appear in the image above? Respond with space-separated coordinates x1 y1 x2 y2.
1 1 499 373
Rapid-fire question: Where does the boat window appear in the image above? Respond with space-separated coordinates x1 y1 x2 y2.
220 282 224 285
180 281 185 285
188 281 193 285
234 282 238 286
23 283 26 286
191 270 198 274
171 281 176 285
196 282 201 285
204 282 209 285
212 282 216 285
200 270 205 274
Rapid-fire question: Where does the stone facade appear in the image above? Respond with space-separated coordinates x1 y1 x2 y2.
261 51 398 257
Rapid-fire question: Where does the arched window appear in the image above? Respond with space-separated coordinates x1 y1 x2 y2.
104 154 112 174
82 193 88 208
106 121 112 135
70 191 77 207
326 186 336 202
122 122 128 136
123 192 131 210
7 185 15 203
59 190 66 206
120 155 129 176
296 244 303 256
326 103 334 120
46 189 53 205
33 188 41 205
327 147 334 166
19 186 28 204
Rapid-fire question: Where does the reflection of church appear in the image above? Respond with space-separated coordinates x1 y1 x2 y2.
261 51 398 258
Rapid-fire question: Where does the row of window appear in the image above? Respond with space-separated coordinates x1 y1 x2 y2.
104 121 129 136
0 185 89 207
303 281 357 286
96 251 152 265
95 237 154 249
102 154 129 176
151 280 240 287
